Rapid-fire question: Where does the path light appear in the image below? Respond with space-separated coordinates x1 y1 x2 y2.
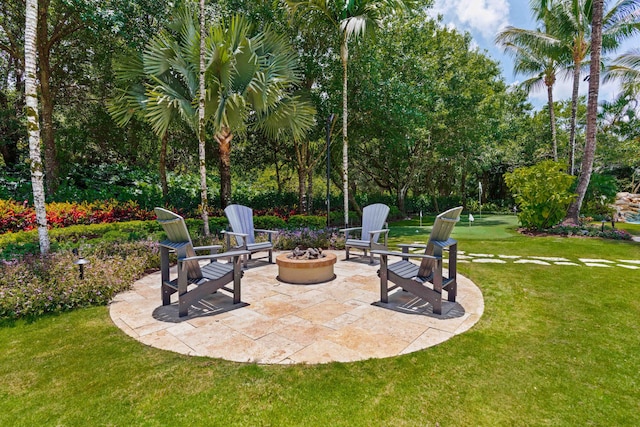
72 248 90 280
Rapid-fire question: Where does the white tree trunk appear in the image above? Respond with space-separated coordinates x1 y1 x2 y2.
341 39 349 227
25 0 50 254
199 0 210 235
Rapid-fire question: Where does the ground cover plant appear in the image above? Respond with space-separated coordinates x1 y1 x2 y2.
0 215 638 425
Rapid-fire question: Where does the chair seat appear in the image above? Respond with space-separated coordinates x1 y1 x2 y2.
388 260 432 283
345 238 371 248
200 261 234 281
247 241 273 251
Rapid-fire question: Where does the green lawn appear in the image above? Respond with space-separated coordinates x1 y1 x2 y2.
1 216 639 425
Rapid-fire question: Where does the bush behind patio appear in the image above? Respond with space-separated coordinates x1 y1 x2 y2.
0 239 160 320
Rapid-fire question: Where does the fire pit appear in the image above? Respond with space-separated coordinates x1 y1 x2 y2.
276 249 337 284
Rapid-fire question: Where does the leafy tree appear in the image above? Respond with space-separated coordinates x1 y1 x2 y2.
285 0 423 226
505 160 576 229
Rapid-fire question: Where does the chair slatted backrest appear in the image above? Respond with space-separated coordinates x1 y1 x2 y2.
154 207 202 280
417 206 463 278
224 204 256 245
361 203 390 243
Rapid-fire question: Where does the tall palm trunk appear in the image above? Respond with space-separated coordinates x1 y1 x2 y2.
546 83 558 161
25 0 50 254
215 128 233 208
341 39 349 227
198 0 209 235
566 0 604 224
568 41 586 175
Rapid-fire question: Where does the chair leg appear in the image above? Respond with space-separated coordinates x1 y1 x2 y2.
380 255 389 303
346 246 350 260
233 255 242 304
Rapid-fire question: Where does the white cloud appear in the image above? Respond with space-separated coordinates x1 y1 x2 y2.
433 0 510 39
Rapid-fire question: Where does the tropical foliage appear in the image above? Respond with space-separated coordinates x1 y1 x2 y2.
505 160 576 229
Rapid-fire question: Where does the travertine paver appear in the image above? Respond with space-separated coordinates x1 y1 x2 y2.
109 251 484 364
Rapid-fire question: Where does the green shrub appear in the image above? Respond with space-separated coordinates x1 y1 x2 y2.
505 161 576 230
329 211 359 226
253 215 287 230
0 239 160 320
0 221 163 260
388 206 404 221
274 228 345 250
582 173 618 217
287 215 327 229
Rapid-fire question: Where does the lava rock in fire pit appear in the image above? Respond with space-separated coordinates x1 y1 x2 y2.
287 247 326 259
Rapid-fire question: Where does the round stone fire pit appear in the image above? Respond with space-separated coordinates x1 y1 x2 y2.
276 252 337 284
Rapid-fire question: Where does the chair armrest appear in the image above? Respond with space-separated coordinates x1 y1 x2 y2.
179 250 251 263
368 228 389 235
397 243 427 250
371 249 441 260
255 229 278 234
339 227 362 233
221 230 249 238
255 229 278 243
193 244 222 253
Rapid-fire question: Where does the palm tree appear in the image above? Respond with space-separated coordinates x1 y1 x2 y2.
553 0 640 175
565 0 605 223
496 26 562 160
605 49 640 96
108 54 173 205
24 0 50 254
137 10 314 208
285 0 418 227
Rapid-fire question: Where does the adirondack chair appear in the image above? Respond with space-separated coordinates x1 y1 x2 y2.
372 206 463 315
340 203 390 264
155 208 249 317
223 204 278 268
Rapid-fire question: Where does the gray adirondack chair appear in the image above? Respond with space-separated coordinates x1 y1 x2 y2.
372 206 462 315
155 207 249 317
340 203 390 264
223 204 278 268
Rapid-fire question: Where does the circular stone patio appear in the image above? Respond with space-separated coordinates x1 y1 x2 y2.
109 251 484 364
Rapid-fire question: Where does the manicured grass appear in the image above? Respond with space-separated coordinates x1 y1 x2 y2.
1 216 639 425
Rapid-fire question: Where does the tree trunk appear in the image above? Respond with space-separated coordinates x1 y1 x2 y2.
159 133 168 204
215 128 233 208
25 0 50 254
341 38 349 228
37 0 58 195
397 185 408 214
565 0 604 224
568 49 582 175
547 84 557 161
307 169 313 215
198 0 209 235
274 148 282 194
297 166 306 214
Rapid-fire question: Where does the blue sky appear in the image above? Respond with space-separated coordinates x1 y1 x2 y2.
430 0 640 108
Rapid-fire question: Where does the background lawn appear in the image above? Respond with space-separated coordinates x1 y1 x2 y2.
1 215 639 426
